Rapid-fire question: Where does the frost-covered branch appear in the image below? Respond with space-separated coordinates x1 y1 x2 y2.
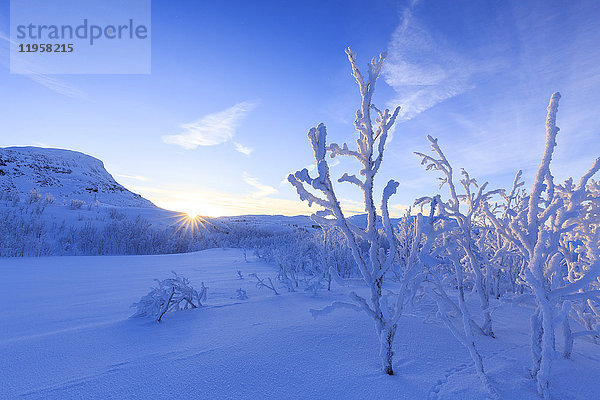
249 273 279 295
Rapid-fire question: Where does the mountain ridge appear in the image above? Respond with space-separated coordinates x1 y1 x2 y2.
0 146 155 208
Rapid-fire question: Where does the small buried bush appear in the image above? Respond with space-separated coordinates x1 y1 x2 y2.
132 271 207 322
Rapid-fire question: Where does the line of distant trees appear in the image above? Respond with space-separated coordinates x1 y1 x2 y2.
0 191 211 257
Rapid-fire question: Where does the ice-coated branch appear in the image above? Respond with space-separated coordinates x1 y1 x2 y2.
349 291 378 320
576 157 600 191
249 273 279 295
379 179 400 277
372 105 401 175
345 47 366 88
503 170 524 211
527 92 561 242
288 173 332 209
415 135 460 213
329 142 363 161
338 173 364 189
549 261 600 300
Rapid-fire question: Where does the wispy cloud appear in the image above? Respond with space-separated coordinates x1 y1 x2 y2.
383 5 498 121
233 141 253 156
26 72 85 98
162 101 258 155
0 32 84 98
115 173 150 182
242 172 278 198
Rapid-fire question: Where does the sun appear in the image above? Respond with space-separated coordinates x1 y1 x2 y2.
170 210 213 237
185 209 202 219
181 202 226 218
156 199 227 219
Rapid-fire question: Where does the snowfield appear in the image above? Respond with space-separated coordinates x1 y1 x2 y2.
1 248 599 399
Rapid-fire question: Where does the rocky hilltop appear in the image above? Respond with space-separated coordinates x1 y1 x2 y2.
0 146 155 208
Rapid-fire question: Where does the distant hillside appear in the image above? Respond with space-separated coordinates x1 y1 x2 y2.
0 146 154 208
0 146 404 257
218 215 319 233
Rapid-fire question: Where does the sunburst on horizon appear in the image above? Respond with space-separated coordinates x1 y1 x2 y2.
167 211 215 240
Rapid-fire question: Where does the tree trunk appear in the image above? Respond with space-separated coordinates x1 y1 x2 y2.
530 299 554 399
380 324 397 375
562 317 573 359
537 303 554 399
530 310 543 379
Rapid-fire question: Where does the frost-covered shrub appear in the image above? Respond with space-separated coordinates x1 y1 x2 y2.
29 189 42 204
44 193 55 204
235 288 248 300
246 227 359 293
416 140 502 338
565 178 600 346
108 208 125 220
272 237 319 292
131 272 207 322
410 92 599 399
69 199 86 210
249 273 279 295
0 201 214 257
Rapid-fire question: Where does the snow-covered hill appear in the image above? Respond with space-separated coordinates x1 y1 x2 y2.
0 146 209 256
0 146 154 208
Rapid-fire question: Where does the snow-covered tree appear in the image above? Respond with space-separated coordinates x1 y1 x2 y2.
562 178 600 353
482 93 600 398
415 138 502 337
288 48 406 375
416 206 500 398
477 172 528 297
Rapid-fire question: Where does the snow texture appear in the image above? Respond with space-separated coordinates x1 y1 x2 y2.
1 248 600 399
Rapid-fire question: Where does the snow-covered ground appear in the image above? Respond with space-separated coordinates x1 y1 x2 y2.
1 248 599 399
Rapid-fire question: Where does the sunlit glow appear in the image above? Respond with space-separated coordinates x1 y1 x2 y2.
132 185 401 218
185 209 202 219
170 212 213 239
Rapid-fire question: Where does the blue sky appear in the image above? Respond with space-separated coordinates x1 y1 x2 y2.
1 0 599 217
